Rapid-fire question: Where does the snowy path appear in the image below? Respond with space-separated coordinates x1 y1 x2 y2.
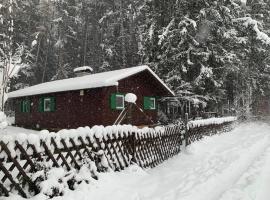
6 122 270 200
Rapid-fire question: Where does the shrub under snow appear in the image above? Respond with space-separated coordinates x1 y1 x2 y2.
31 160 99 198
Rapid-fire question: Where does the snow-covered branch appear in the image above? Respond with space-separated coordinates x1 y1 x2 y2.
234 17 270 45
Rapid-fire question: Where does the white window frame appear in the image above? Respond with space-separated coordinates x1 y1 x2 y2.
115 94 125 109
43 98 51 112
149 97 156 110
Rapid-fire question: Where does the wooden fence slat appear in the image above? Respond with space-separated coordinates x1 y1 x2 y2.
114 132 129 167
78 137 94 161
108 135 124 170
28 144 43 162
70 138 83 161
50 139 70 170
0 142 39 195
0 181 9 197
60 139 80 169
42 141 60 168
101 138 117 170
0 161 27 198
15 141 36 172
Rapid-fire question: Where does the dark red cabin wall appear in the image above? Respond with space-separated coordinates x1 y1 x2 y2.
15 88 104 130
68 88 105 128
101 70 171 126
15 93 70 129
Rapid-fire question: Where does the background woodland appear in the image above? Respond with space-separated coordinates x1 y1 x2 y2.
1 0 270 114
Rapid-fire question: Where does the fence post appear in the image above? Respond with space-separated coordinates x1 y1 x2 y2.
185 113 189 147
131 131 136 164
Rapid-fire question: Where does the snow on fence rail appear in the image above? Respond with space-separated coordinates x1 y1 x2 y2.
186 116 237 144
188 116 237 128
0 117 237 198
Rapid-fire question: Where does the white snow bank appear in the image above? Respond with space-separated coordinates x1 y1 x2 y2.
30 164 98 199
188 116 237 128
0 112 8 129
0 125 39 136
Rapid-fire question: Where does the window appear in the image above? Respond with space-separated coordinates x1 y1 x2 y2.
44 98 52 112
144 97 156 110
116 94 124 109
21 100 30 113
110 93 125 110
39 97 56 112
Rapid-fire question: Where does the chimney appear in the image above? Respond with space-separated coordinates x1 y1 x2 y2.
73 66 93 77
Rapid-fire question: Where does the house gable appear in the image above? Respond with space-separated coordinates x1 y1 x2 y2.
101 70 170 126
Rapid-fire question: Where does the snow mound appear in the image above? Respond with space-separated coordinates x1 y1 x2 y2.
0 112 8 129
32 164 98 198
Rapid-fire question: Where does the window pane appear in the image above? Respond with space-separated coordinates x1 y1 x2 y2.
116 95 124 108
44 98 51 111
22 100 30 112
150 99 155 108
25 101 30 112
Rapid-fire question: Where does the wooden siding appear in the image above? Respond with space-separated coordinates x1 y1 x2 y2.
15 88 104 130
14 70 172 130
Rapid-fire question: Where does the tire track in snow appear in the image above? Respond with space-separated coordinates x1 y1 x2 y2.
219 146 270 200
149 124 270 200
180 135 270 200
255 147 270 200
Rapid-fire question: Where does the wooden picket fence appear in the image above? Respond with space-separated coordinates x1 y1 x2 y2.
187 122 234 144
0 120 235 198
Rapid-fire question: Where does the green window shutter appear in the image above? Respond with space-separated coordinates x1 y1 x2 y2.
110 93 125 110
144 97 150 109
110 94 117 109
20 100 23 112
50 97 56 112
144 97 156 110
38 98 44 112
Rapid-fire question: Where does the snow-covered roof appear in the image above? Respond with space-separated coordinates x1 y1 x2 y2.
8 65 175 98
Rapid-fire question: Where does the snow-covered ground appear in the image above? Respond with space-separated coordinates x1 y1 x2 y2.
0 126 39 136
4 122 270 200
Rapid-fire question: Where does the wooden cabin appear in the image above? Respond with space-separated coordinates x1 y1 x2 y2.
8 65 174 130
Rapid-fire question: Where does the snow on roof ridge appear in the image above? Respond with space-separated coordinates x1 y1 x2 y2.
8 65 174 98
73 66 93 72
